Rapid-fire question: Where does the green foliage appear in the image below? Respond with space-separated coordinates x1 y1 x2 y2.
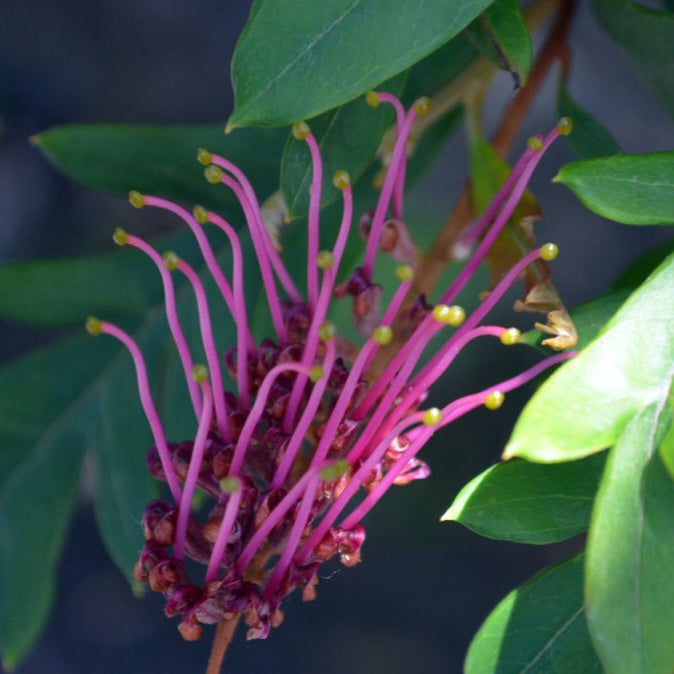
585 404 674 673
465 555 602 673
593 0 674 118
281 74 405 218
465 0 532 86
228 0 494 127
557 84 621 159
442 453 605 544
4 0 674 669
34 123 287 211
505 252 674 462
555 152 674 225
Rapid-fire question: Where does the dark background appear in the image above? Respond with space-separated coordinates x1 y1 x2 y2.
1 1 673 672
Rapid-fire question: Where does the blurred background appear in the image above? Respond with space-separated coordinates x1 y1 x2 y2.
1 1 673 672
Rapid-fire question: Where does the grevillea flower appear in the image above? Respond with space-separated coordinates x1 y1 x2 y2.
86 91 574 643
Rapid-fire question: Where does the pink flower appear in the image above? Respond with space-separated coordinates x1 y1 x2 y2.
86 91 574 641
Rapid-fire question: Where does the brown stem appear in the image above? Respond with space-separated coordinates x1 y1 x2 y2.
205 545 274 674
207 614 241 674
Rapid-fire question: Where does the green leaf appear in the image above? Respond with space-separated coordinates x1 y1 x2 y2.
229 0 495 128
0 336 115 669
465 554 602 674
505 252 674 462
585 403 674 673
554 151 674 225
659 413 674 480
0 248 162 327
593 0 674 118
280 73 405 218
402 32 479 104
33 123 287 210
442 453 605 544
465 0 532 86
557 83 621 159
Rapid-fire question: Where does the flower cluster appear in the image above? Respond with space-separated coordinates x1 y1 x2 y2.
87 91 573 642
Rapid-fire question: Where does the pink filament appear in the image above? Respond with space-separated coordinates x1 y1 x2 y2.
142 196 236 315
296 413 426 565
282 183 353 432
209 153 301 302
229 361 312 477
99 321 181 502
363 105 417 279
441 128 560 305
174 379 213 559
377 92 407 219
272 339 336 490
340 351 577 528
264 472 320 599
236 467 318 573
206 211 252 407
204 483 243 584
125 234 202 419
216 172 288 343
176 259 230 442
303 132 324 309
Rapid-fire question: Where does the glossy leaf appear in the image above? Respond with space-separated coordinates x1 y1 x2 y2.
442 453 605 544
585 404 674 673
557 83 621 159
281 73 405 218
505 252 674 462
34 123 287 210
465 555 602 673
659 413 674 481
593 0 674 118
554 151 674 225
465 0 532 86
0 335 116 669
229 0 494 128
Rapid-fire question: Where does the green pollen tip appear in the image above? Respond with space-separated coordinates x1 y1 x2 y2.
320 459 350 482
413 96 431 116
365 90 380 107
484 390 505 410
309 365 324 383
540 242 559 261
423 407 442 426
292 121 310 140
527 136 544 151
318 321 336 341
557 117 573 136
316 250 334 270
191 364 208 383
197 148 212 166
128 190 145 208
332 170 350 190
219 476 241 494
500 327 521 346
204 165 223 184
395 264 414 282
193 205 209 224
85 316 102 336
112 227 128 246
373 325 393 346
162 250 180 270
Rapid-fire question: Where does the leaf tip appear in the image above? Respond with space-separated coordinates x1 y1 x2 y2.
29 133 42 147
224 120 238 135
439 506 456 523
